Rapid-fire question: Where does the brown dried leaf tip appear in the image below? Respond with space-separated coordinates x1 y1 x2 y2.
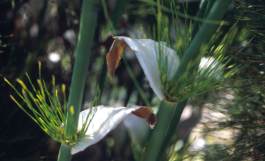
106 39 127 76
132 106 157 128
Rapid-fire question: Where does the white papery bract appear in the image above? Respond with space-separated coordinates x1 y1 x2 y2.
108 36 180 100
71 105 154 154
107 36 227 102
123 113 149 145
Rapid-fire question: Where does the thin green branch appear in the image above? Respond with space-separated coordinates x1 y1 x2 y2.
143 101 186 161
57 0 98 161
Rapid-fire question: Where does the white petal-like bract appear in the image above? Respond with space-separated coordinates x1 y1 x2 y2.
113 36 180 100
71 105 154 154
123 114 149 145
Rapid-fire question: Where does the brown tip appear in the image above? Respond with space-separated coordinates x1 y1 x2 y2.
106 39 127 77
132 106 157 128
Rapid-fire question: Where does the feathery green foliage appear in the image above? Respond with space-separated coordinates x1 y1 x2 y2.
4 73 95 146
200 1 265 159
161 26 238 102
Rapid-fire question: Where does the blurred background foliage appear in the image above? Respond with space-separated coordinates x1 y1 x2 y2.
0 0 264 161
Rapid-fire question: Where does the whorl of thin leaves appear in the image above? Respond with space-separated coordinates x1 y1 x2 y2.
4 73 95 146
161 57 234 102
159 27 237 102
150 1 237 102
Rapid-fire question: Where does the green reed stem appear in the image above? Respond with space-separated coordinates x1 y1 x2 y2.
143 101 186 161
143 1 232 161
57 145 71 161
57 1 98 161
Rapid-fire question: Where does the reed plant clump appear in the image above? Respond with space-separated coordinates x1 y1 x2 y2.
3 0 238 161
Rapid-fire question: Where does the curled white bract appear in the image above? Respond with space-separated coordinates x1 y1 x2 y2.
71 105 154 154
108 36 180 100
107 37 224 101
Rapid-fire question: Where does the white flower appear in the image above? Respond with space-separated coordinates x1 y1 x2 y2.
123 113 149 145
71 105 155 154
106 36 224 101
106 36 180 100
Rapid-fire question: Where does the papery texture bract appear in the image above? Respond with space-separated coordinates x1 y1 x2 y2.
107 36 228 102
107 36 180 100
71 105 155 154
123 114 149 145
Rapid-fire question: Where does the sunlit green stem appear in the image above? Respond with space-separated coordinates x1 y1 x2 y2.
57 145 71 161
144 1 232 161
143 101 186 161
164 100 187 140
57 0 98 161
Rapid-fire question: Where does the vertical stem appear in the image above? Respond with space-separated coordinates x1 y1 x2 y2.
144 101 176 161
57 145 71 161
143 101 186 161
143 1 232 161
64 0 98 136
57 0 98 161
164 100 187 141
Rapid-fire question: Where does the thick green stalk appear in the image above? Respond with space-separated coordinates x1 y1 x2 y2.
57 1 98 161
57 145 71 161
143 1 232 161
164 100 187 142
143 101 186 161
